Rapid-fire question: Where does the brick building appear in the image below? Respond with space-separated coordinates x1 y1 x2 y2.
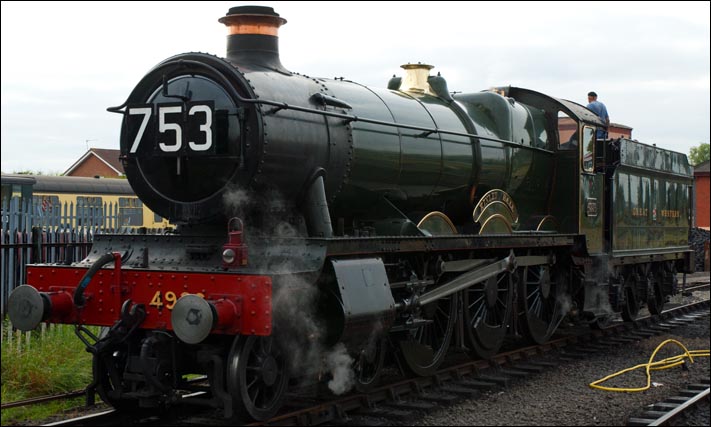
64 148 124 178
694 160 710 229
557 117 632 143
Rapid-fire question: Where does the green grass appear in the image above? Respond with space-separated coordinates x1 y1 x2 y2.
1 322 97 425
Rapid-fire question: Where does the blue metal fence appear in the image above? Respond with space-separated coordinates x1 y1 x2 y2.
1 198 157 317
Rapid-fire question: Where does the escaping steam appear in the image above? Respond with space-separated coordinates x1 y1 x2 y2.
222 187 250 215
222 186 305 237
588 264 615 315
326 343 355 395
271 273 357 395
557 292 573 317
588 284 614 315
272 276 323 378
223 186 357 395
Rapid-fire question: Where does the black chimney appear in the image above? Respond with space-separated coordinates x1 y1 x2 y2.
218 6 289 74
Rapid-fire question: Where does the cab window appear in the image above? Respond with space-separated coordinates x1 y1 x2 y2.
556 112 578 150
582 126 595 172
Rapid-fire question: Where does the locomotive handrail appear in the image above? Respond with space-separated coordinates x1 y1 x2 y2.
245 95 549 150
107 59 552 152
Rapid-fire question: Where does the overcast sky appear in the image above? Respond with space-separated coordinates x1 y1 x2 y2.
1 1 709 173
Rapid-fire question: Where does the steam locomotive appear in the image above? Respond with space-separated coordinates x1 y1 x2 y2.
8 5 694 421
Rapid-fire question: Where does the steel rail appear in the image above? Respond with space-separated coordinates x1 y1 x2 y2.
648 387 710 426
1 390 86 410
42 410 116 427
1 375 208 411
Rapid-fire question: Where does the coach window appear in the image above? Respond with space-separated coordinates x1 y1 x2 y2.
33 195 60 215
119 197 144 226
77 196 103 226
0 186 9 207
582 126 595 172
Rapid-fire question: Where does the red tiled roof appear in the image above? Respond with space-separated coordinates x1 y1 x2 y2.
89 148 124 174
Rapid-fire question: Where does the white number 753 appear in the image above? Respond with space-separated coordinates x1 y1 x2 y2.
128 105 212 154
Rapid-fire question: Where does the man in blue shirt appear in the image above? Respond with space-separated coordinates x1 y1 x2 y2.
587 91 609 139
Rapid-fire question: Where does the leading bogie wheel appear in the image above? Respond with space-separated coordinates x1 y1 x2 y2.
92 344 141 412
227 335 289 421
354 338 386 392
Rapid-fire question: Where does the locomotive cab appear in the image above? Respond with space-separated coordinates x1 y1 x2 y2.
470 86 606 239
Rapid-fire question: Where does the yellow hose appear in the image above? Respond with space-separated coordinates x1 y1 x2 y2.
589 339 710 392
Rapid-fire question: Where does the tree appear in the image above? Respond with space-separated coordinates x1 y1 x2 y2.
689 143 709 166
11 170 63 176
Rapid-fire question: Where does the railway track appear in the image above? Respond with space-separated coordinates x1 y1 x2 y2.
1 390 86 410
32 298 708 426
683 283 710 293
1 376 208 427
43 410 118 427
2 296 709 425
627 379 710 426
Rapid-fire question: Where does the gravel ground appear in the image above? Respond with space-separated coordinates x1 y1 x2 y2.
409 291 710 426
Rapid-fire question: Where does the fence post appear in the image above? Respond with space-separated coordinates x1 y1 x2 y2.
1 198 9 318
109 202 114 232
31 226 42 263
6 197 18 317
18 200 28 287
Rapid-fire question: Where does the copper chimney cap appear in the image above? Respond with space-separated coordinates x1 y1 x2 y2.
218 5 287 36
